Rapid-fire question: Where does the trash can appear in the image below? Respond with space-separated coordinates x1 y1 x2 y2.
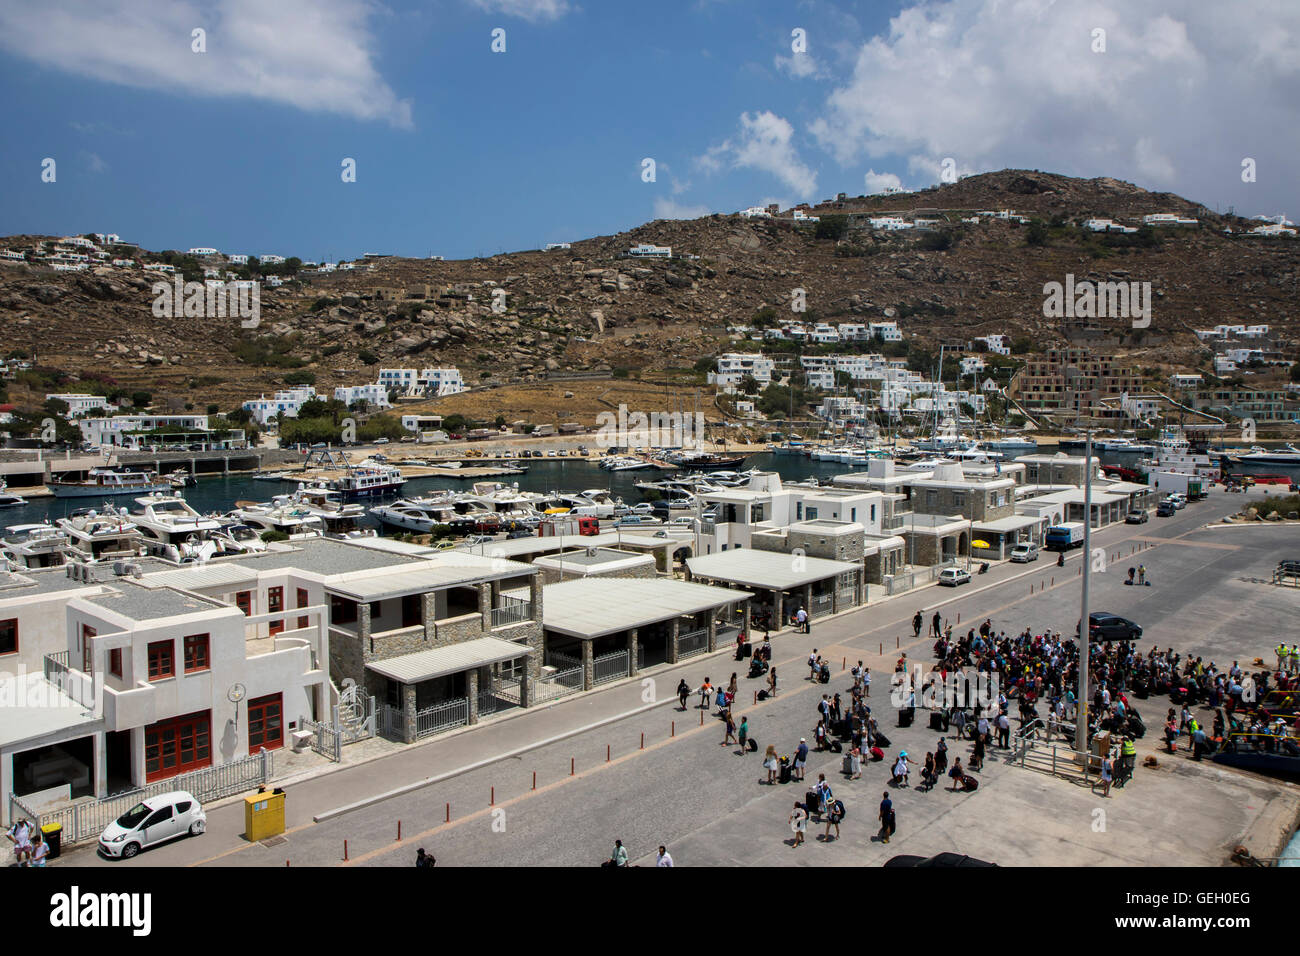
40 822 62 860
244 789 286 841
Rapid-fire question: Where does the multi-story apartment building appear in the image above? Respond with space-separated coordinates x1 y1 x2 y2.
46 394 112 418
1016 348 1141 415
709 353 776 390
334 384 392 409
243 386 318 426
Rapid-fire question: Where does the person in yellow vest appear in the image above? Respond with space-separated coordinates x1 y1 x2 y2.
1117 736 1137 787
1278 643 1289 672
1290 644 1300 675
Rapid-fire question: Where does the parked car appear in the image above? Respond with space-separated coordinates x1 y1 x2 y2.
374 437 389 444
668 516 697 526
506 528 533 539
1165 493 1187 510
1009 543 1039 563
614 515 662 526
1156 501 1177 517
1079 612 1142 641
1125 509 1149 524
98 791 206 859
465 534 496 544
630 503 654 514
937 567 971 587
432 539 458 550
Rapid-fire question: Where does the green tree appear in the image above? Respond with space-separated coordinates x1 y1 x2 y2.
1025 221 1049 246
814 215 849 241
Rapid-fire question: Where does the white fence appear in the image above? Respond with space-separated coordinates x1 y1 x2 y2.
593 649 630 686
677 627 709 659
491 599 533 629
883 560 956 596
535 664 584 703
8 750 274 846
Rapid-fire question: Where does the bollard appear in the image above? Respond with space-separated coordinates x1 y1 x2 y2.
700 709 704 725
571 757 575 776
754 691 757 704
880 643 883 655
446 803 450 823
344 839 349 862
491 787 495 805
896 636 899 648
640 732 645 750
957 613 960 624
532 771 536 791
397 820 401 842
606 744 610 763
672 721 675 737
286 860 290 867
843 657 846 670
1051 577 1054 586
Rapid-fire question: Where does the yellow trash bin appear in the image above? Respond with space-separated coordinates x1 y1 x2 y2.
244 789 286 841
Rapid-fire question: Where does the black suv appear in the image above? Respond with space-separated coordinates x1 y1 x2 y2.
1078 612 1142 641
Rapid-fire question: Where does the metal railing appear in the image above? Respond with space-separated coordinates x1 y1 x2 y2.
534 664 583 703
809 592 835 619
593 649 630 686
491 599 533 629
835 586 858 610
9 750 273 846
545 650 583 671
414 697 469 738
492 676 524 705
677 627 709 659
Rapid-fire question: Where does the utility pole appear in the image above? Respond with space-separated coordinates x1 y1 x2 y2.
1075 427 1093 756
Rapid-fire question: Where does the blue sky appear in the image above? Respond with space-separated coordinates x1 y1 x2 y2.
0 0 1296 261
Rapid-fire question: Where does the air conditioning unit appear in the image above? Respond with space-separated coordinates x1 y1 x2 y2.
113 560 129 576
586 547 597 558
131 564 144 579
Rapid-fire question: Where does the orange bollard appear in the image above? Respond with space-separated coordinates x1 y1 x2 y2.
672 721 675 737
700 710 704 726
754 691 757 704
344 839 349 861
640 732 645 750
446 803 450 822
532 771 536 791
397 820 401 842
571 757 575 776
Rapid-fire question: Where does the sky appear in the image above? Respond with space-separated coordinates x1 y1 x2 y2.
0 0 1296 261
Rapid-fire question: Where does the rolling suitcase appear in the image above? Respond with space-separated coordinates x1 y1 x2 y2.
928 711 946 731
747 738 759 752
779 756 792 784
874 731 892 748
805 790 821 816
962 774 979 792
830 740 843 753
898 707 915 728
757 689 769 701
842 754 855 775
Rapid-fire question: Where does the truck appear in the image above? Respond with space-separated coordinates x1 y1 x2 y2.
1044 521 1086 551
1148 470 1206 500
538 515 599 537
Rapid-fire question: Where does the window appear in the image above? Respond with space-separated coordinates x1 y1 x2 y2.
144 711 211 782
402 594 422 628
142 806 173 829
0 618 16 656
235 591 252 616
147 640 174 681
330 595 357 625
806 507 818 520
248 694 283 753
296 588 310 630
183 634 209 673
268 586 284 636
81 624 96 674
108 648 122 678
870 504 876 522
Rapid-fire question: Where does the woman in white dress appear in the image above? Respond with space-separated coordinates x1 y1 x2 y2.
789 802 808 846
849 746 862 780
763 745 780 784
892 751 909 787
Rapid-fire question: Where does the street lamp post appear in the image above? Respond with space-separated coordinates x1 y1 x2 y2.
1075 427 1093 756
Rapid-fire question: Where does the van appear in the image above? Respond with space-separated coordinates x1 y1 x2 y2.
1009 543 1039 563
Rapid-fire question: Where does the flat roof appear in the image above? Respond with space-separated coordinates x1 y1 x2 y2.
542 577 753 639
898 513 967 529
457 531 670 559
533 548 654 570
975 515 1046 532
0 672 103 747
687 549 858 590
328 553 535 603
366 636 531 684
83 583 222 622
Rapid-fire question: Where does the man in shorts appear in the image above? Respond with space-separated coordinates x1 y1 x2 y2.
794 737 809 781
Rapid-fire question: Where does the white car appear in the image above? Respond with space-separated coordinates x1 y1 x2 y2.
1009 543 1039 563
98 790 206 859
937 567 972 587
1166 494 1187 510
630 503 654 514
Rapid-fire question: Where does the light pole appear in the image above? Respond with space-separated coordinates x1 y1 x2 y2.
1075 427 1093 756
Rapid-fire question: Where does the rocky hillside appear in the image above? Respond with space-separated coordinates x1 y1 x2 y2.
0 169 1296 414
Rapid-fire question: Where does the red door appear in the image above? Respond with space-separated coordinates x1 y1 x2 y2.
248 694 283 753
145 711 212 782
296 588 310 630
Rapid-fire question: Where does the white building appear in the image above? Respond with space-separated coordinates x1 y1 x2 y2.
792 209 820 223
143 263 176 274
869 321 903 342
809 324 840 344
266 276 285 287
110 259 135 267
836 323 870 342
1214 356 1238 374
805 369 835 390
188 247 219 256
242 386 318 426
973 335 1011 356
46 393 111 418
77 414 215 449
627 243 672 258
228 254 249 265
92 233 121 245
61 237 96 249
960 357 986 377
1083 218 1137 234
0 250 26 261
868 216 913 231
709 353 776 390
1249 223 1297 237
376 368 465 397
740 207 772 219
1142 213 1198 227
545 242 572 251
1169 373 1203 389
261 255 286 265
334 384 392 409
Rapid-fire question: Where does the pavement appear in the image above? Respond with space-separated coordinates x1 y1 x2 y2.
57 493 1300 867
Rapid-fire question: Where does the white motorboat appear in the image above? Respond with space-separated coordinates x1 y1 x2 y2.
56 505 146 561
227 500 325 538
1 523 70 569
131 494 235 562
282 488 375 538
0 480 27 508
49 468 170 498
601 456 656 472
1238 444 1300 465
369 497 458 534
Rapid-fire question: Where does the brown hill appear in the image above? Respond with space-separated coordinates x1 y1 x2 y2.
0 169 1295 416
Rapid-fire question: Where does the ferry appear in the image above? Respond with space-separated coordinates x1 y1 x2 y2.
324 462 407 501
1140 428 1222 482
49 468 171 498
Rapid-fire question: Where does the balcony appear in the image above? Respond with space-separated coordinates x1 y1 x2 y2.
491 599 533 629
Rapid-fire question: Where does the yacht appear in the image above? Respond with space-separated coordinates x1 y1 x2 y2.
985 437 1038 455
49 468 171 498
227 500 325 538
946 443 1005 463
1096 437 1155 454
166 469 197 489
57 506 146 562
0 480 26 508
324 462 407 501
1140 429 1222 481
282 488 375 538
601 456 655 472
369 497 458 534
131 494 235 562
1 523 70 569
1238 444 1300 465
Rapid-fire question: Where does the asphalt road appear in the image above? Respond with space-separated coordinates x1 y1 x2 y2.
63 494 1300 867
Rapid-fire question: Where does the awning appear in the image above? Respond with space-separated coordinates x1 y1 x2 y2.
365 636 531 684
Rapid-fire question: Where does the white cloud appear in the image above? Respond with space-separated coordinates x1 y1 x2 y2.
80 151 108 174
862 169 902 194
0 0 413 127
654 198 711 220
775 52 823 79
698 111 818 198
468 0 572 21
807 0 1300 208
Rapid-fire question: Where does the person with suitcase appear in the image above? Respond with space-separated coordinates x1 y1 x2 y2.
824 799 845 842
790 803 808 847
948 756 965 792
878 792 895 844
764 745 780 784
737 715 749 755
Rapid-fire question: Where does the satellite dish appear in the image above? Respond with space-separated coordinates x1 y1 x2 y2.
227 683 247 703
